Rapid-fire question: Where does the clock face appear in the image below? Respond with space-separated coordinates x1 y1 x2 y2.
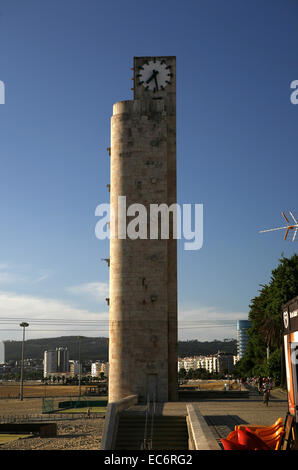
137 59 172 92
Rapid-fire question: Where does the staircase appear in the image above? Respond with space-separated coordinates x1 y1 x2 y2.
114 413 188 450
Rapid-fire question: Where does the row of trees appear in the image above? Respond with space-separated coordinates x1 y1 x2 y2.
42 374 106 385
235 254 298 386
0 372 107 383
178 367 225 381
0 370 43 381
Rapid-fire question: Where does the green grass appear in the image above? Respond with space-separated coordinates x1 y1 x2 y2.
59 406 106 413
0 434 31 444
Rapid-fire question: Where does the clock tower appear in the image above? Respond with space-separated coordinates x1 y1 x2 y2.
108 56 177 403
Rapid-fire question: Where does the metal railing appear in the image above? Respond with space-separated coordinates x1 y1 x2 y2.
141 393 156 450
0 413 104 423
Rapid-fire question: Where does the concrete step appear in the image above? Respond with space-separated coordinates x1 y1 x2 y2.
116 446 188 450
116 439 187 450
117 424 187 429
117 439 187 443
117 434 186 437
116 433 188 439
120 416 186 421
115 413 188 450
118 426 187 436
118 421 186 426
116 434 188 440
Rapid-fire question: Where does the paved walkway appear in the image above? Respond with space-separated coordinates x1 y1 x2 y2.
193 387 288 447
128 387 289 449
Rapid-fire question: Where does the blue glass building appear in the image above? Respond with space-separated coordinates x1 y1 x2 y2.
237 320 251 359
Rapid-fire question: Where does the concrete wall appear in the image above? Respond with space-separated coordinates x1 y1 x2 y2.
100 394 138 450
186 404 220 450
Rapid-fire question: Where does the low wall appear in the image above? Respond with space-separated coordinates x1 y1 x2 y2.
0 422 57 437
58 400 107 409
186 404 220 450
179 390 249 400
100 395 138 450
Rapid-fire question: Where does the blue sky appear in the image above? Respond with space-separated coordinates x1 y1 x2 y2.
0 0 297 342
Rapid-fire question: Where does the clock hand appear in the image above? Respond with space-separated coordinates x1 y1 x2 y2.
154 75 159 91
146 70 159 84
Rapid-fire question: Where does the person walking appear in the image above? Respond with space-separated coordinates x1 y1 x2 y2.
258 376 263 395
263 381 271 406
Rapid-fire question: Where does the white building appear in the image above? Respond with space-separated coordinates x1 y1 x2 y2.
91 361 101 378
69 360 81 376
43 350 57 378
178 354 235 375
178 356 218 373
0 341 5 364
57 347 69 373
177 357 198 372
91 361 109 378
196 357 206 370
233 355 239 365
103 362 109 377
204 356 218 373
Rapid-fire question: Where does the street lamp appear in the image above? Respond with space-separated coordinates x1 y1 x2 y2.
78 336 81 400
19 322 29 401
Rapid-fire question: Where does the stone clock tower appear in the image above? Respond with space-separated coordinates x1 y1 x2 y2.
108 56 177 403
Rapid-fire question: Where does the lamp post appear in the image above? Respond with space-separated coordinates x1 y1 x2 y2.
78 336 81 400
19 322 29 401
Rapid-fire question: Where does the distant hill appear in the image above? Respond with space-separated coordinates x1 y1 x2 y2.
4 336 237 362
4 336 109 362
177 339 237 357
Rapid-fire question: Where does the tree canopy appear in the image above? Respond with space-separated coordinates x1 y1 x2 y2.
235 254 298 384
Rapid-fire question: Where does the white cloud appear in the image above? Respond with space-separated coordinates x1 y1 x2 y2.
178 305 248 341
0 264 22 283
0 271 15 282
67 282 109 301
0 282 247 343
31 272 52 284
0 291 109 341
0 263 51 285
